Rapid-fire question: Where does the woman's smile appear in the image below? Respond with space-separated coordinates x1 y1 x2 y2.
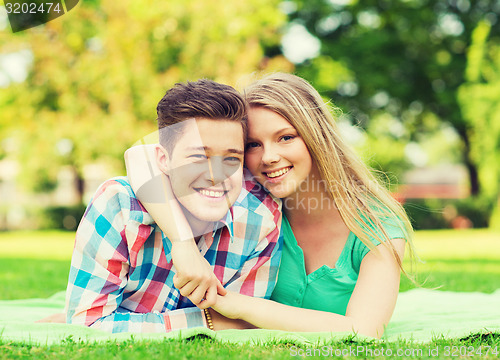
245 107 312 199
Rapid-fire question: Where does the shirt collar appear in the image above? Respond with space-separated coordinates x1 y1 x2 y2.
212 206 234 238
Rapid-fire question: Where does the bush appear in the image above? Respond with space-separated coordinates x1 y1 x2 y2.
39 204 87 231
403 197 493 230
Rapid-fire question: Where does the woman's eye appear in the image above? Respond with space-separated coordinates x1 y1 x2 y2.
280 135 295 142
245 142 260 150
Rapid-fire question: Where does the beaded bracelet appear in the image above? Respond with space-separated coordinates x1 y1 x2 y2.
204 308 214 330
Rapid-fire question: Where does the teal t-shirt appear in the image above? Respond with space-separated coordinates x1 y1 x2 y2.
270 215 405 315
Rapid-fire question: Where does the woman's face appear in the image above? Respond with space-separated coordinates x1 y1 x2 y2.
245 106 313 199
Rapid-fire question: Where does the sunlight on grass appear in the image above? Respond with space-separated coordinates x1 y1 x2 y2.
0 231 75 260
412 229 500 260
1 228 499 296
1 228 498 261
399 229 500 293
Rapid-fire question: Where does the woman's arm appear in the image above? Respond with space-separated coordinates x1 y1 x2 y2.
211 238 405 338
124 145 226 308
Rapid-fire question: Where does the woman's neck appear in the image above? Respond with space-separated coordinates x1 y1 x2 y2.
283 174 344 226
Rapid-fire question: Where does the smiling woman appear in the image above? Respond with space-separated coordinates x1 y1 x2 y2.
244 106 314 199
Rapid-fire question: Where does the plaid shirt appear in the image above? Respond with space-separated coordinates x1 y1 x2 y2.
65 170 282 333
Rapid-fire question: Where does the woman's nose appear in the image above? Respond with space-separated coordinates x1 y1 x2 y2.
261 145 280 165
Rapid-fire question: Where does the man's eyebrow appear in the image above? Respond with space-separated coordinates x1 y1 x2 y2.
186 146 244 155
228 149 244 155
186 146 208 152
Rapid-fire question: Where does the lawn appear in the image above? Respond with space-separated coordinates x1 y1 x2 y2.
0 229 499 359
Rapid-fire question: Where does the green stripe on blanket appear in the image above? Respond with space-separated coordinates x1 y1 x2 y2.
1 289 499 345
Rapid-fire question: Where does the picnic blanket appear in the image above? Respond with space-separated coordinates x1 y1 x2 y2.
1 288 499 345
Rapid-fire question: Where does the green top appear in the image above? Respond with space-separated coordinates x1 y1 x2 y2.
270 214 405 315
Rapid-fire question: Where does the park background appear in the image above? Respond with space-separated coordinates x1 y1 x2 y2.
0 1 499 357
0 0 499 232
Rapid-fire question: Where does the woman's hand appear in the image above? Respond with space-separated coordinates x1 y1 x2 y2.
211 290 245 320
208 307 256 331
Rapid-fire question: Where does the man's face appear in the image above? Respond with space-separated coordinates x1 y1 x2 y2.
164 118 244 226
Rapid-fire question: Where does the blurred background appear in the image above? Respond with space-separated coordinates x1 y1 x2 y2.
0 0 499 232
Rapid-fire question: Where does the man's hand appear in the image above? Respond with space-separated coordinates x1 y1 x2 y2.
171 240 227 309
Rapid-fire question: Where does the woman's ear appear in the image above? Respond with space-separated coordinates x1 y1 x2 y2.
155 144 170 175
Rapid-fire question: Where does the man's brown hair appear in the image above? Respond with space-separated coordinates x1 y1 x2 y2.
157 79 247 153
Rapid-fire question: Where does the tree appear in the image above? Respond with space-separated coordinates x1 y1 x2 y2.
0 0 287 203
458 20 500 227
289 0 500 198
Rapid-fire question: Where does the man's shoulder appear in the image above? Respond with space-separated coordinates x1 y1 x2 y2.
235 169 282 218
93 176 136 203
89 176 153 223
241 168 281 212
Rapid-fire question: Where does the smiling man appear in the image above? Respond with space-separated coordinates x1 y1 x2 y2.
65 80 282 333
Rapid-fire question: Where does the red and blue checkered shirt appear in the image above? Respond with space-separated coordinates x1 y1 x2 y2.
65 170 282 333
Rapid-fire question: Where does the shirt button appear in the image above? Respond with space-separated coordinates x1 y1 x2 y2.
298 288 304 294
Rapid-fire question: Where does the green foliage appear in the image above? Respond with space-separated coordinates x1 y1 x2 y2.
0 0 287 200
290 0 500 221
38 204 87 230
404 199 450 230
404 197 493 230
458 21 500 227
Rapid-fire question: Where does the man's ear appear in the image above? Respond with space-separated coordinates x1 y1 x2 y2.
155 145 170 175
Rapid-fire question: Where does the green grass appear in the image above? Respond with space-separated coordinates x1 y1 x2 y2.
400 229 500 292
0 230 73 300
1 333 499 359
1 229 499 359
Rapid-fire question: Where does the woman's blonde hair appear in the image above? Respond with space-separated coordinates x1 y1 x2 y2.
244 72 416 275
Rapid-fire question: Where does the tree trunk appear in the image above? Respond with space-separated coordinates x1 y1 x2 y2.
457 127 480 196
73 166 85 205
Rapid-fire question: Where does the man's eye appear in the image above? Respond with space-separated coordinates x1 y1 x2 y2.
225 157 241 163
189 154 207 160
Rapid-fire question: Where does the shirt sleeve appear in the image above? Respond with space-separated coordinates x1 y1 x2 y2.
353 216 407 273
65 178 207 333
221 177 283 299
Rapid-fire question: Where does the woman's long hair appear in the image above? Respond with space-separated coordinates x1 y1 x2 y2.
244 72 416 275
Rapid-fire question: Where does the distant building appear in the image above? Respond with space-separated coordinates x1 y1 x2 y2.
0 159 112 230
395 164 469 202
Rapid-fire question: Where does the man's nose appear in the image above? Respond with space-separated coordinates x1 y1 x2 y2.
207 156 234 185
